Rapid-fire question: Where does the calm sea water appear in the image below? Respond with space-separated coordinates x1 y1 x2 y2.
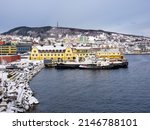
30 55 150 113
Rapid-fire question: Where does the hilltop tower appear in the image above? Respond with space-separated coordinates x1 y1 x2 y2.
57 21 59 28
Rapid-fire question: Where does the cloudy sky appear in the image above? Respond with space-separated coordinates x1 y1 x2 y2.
0 0 150 36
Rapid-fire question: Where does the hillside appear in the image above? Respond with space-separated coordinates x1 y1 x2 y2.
2 26 147 39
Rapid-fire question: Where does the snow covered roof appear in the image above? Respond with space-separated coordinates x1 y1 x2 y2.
98 49 120 53
74 47 92 50
34 45 92 51
35 45 67 50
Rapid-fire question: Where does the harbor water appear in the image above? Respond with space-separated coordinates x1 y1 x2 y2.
30 55 150 113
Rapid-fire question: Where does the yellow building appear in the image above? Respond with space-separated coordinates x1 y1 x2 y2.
30 46 125 61
30 46 92 61
96 49 124 59
0 45 17 55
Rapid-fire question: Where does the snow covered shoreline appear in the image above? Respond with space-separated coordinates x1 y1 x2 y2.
0 60 44 113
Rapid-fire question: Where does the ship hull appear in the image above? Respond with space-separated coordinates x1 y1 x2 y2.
55 63 80 69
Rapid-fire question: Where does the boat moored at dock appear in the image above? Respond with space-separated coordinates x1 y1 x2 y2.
55 57 94 69
55 57 128 70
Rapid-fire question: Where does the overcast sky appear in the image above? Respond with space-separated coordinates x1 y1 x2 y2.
0 0 150 36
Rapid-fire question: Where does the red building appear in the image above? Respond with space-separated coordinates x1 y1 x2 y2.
0 41 5 45
0 55 21 63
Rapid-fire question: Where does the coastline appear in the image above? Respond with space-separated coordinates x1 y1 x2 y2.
0 59 44 113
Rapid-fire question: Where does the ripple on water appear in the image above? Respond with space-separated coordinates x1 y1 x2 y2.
30 55 150 113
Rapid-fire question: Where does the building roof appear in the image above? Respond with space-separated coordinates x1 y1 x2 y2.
74 47 92 50
34 45 92 51
35 45 67 51
98 49 120 53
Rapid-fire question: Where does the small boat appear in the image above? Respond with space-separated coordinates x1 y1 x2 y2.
79 64 98 69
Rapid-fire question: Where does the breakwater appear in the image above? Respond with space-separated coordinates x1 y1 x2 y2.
0 60 44 113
